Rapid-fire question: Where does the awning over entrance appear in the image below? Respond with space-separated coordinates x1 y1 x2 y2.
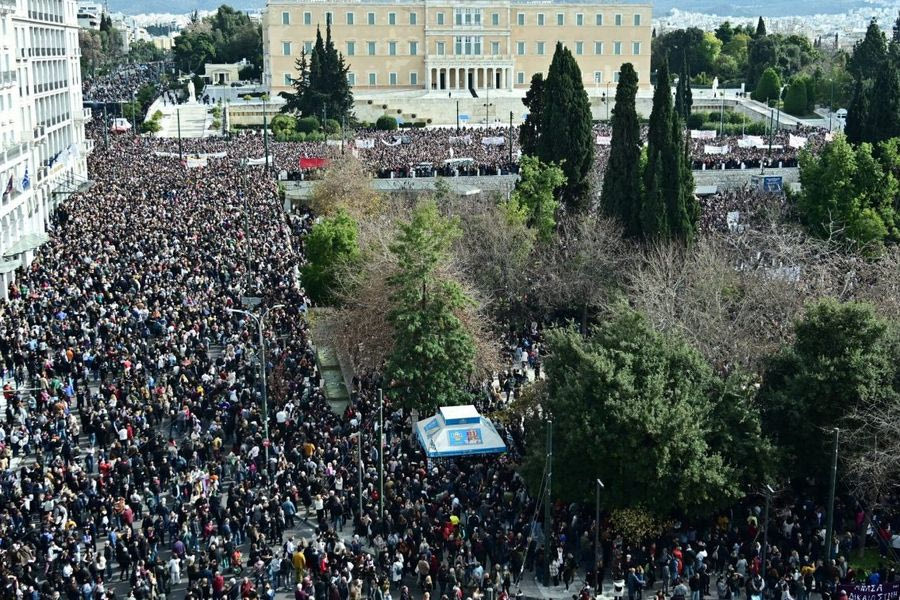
414 405 507 458
3 232 49 258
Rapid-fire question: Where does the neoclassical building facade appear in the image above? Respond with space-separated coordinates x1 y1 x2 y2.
263 0 652 94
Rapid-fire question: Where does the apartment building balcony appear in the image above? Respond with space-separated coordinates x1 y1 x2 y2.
75 107 92 122
0 0 16 15
0 70 16 88
0 141 30 170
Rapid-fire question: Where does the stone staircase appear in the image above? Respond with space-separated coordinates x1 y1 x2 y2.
157 103 211 139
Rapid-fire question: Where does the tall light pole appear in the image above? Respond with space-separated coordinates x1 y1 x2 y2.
378 387 384 522
226 304 284 465
595 479 604 589
761 484 775 576
824 428 840 568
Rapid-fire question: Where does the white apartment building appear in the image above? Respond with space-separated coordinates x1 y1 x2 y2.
0 0 90 299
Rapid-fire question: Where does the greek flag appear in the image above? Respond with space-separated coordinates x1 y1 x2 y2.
22 166 30 190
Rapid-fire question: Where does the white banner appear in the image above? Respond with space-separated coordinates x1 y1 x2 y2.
481 136 505 146
381 137 401 147
326 139 342 147
355 139 375 149
691 129 718 139
246 157 268 166
449 135 471 145
789 134 808 148
738 136 765 148
186 157 208 168
595 135 612 146
704 145 730 155
825 132 834 142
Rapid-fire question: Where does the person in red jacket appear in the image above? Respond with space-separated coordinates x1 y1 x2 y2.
212 571 226 599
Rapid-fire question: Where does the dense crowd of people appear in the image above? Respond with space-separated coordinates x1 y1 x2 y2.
83 64 166 103
0 80 890 600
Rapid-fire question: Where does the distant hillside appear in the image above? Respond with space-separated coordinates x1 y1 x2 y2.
112 0 875 18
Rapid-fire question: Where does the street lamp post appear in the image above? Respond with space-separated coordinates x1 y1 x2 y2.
824 428 840 568
761 484 775 575
595 479 604 589
606 82 610 121
226 304 285 466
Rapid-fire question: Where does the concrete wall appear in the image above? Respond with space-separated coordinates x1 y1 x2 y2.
284 168 800 201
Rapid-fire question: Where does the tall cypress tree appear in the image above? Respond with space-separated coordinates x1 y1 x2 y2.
668 114 698 243
845 77 870 145
674 53 693 121
642 61 673 238
520 73 545 156
323 20 353 121
869 65 900 143
755 16 767 38
601 63 642 237
537 43 594 212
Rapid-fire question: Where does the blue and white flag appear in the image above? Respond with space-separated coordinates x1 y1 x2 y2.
22 165 30 190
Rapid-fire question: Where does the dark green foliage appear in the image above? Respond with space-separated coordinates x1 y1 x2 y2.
523 307 769 517
601 63 643 237
674 53 693 121
386 201 476 412
173 5 262 75
849 19 888 80
300 209 361 305
536 43 594 211
797 135 899 246
759 300 900 482
375 115 398 131
868 64 900 144
783 77 809 116
296 116 320 133
746 37 779 90
752 67 782 104
641 61 697 243
755 16 767 38
279 22 354 123
519 73 545 156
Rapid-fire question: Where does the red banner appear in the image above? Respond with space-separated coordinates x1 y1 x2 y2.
299 157 329 169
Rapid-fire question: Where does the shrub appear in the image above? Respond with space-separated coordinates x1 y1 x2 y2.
271 114 297 136
375 115 398 131
297 116 320 133
323 118 341 134
211 118 221 130
413 121 427 128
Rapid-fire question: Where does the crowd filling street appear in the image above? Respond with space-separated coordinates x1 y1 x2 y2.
0 75 896 600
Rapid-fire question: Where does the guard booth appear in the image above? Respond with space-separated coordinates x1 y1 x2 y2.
414 405 507 459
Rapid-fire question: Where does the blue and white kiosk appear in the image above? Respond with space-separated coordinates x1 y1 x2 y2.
414 405 507 459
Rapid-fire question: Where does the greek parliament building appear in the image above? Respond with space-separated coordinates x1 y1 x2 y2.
0 0 90 299
262 0 652 95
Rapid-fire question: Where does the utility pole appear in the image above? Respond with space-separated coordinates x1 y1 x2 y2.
177 107 183 162
595 479 604 589
508 111 513 164
357 428 363 518
761 484 775 575
263 98 270 172
824 428 840 568
103 104 109 149
543 420 553 586
456 100 460 131
131 90 137 135
720 97 725 137
225 305 284 467
378 388 384 522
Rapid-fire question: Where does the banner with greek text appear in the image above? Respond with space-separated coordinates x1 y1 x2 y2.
841 582 900 600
